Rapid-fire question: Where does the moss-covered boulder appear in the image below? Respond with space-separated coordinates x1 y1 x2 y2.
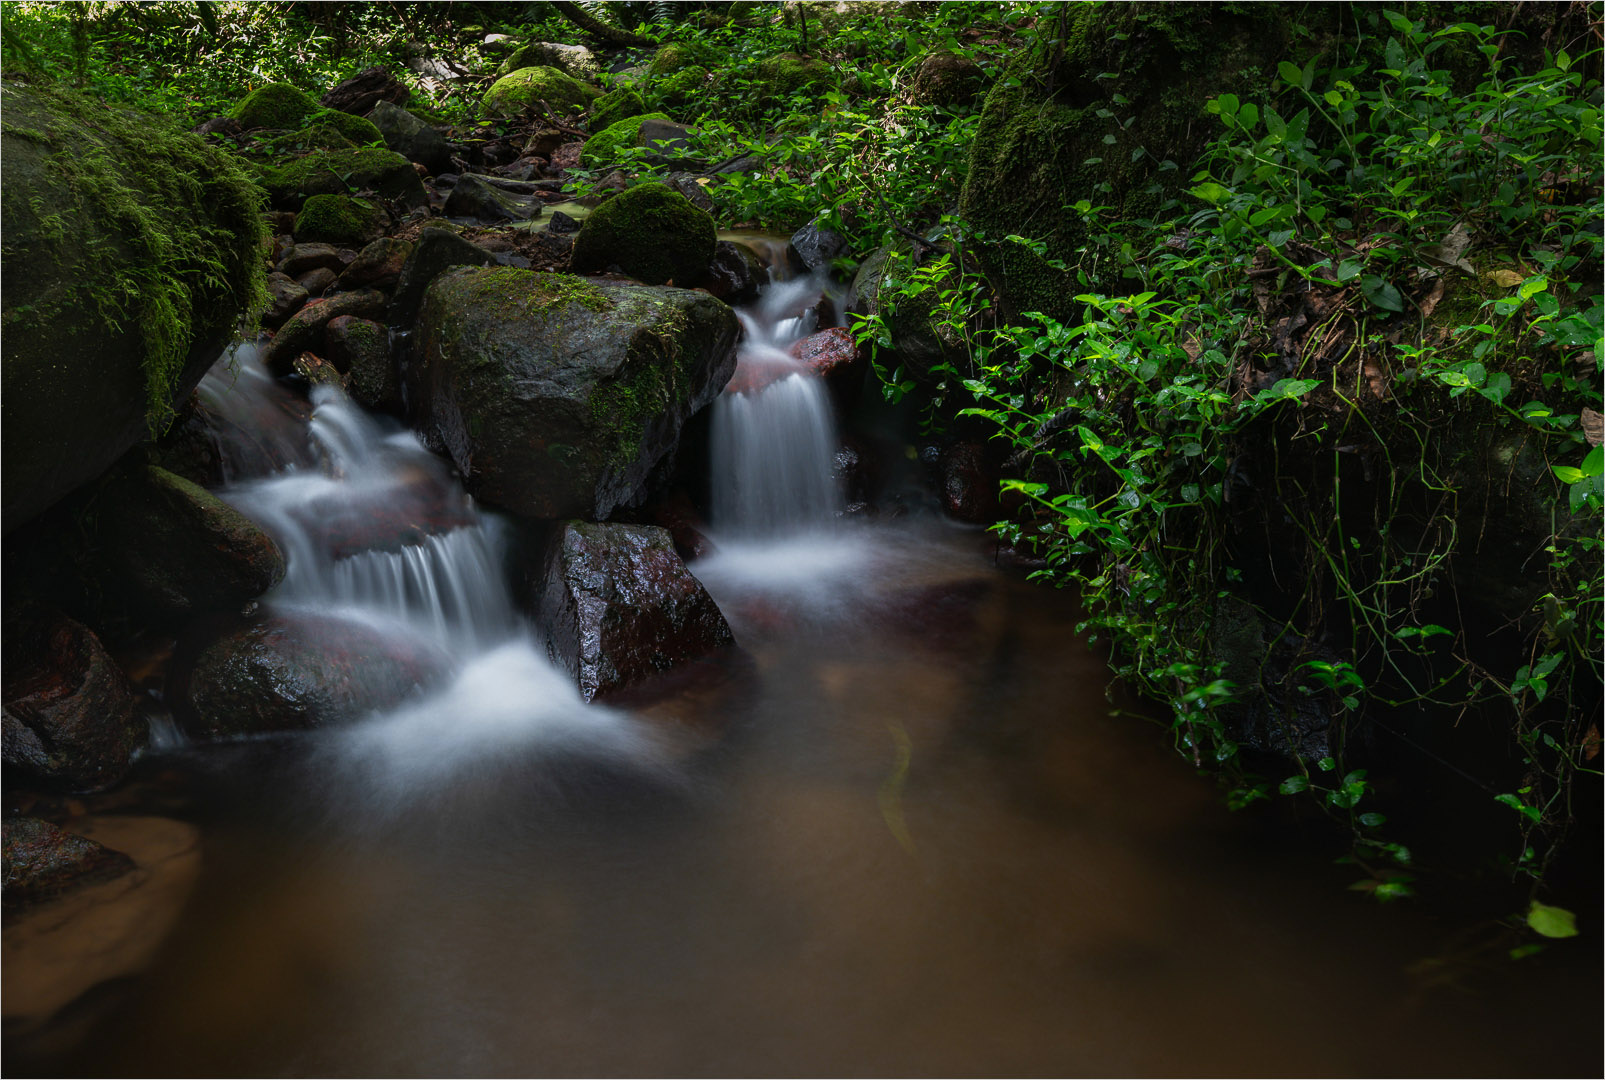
496 41 600 82
589 85 647 134
750 51 834 96
1 81 267 533
570 181 715 287
649 41 717 76
578 111 675 167
412 266 739 519
229 82 319 130
294 194 388 245
656 65 709 112
482 65 601 117
368 99 452 173
846 244 966 384
255 146 428 210
907 49 986 106
959 4 1296 321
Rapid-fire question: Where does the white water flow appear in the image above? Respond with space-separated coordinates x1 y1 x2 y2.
195 348 649 783
710 273 844 538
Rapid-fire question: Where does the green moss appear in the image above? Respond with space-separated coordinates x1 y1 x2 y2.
229 82 318 131
589 86 646 135
263 122 355 154
482 66 601 117
294 194 384 244
448 266 614 324
580 111 674 168
570 181 715 287
648 41 716 76
255 146 421 207
655 65 707 111
306 108 382 145
2 82 268 434
751 51 834 96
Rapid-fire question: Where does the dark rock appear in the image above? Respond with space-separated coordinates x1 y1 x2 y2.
92 463 285 622
173 613 451 739
413 267 738 519
293 193 388 246
320 65 410 116
636 117 693 158
293 351 346 388
255 147 429 212
193 115 243 137
264 210 297 234
547 210 582 234
644 490 716 561
294 266 339 296
907 49 986 106
149 393 225 487
2 818 135 914
264 290 387 373
368 99 452 174
2 612 144 791
788 217 851 275
325 316 400 413
536 522 735 701
337 237 414 291
276 242 346 278
263 272 310 329
570 182 715 287
664 173 715 213
702 240 766 305
942 440 1004 523
387 227 499 326
523 128 567 158
846 243 965 385
2 82 265 534
442 173 542 222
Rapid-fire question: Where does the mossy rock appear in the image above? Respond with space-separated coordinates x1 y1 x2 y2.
496 41 600 82
589 86 647 134
412 266 739 519
656 65 708 111
579 111 674 168
305 107 383 145
260 106 382 156
255 146 428 210
958 3 1299 322
649 41 717 76
570 181 715 287
750 51 834 97
294 194 387 245
907 49 986 106
229 82 319 130
1 80 268 532
482 65 602 117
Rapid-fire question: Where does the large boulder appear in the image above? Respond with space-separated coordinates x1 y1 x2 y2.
579 112 679 168
320 66 410 116
228 82 318 130
367 99 452 174
413 267 739 519
907 49 987 106
2 612 145 791
959 4 1297 321
2 818 135 914
536 522 735 701
1 81 268 533
386 228 499 324
496 42 600 82
173 613 451 739
90 463 285 622
845 244 966 384
293 193 388 245
255 146 428 211
482 66 601 117
570 181 715 286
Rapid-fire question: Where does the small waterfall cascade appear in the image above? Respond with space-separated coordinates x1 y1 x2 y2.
709 272 843 538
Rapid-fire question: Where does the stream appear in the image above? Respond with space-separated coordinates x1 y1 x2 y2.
4 269 1598 1077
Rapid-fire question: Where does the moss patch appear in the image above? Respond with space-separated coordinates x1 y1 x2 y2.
649 41 716 76
482 66 601 117
589 86 647 134
255 146 424 209
294 194 385 244
229 83 318 131
751 51 834 96
655 65 708 112
570 181 715 286
580 111 674 167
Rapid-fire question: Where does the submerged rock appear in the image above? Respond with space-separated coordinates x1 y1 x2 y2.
174 613 451 739
1 817 135 915
413 266 738 520
2 612 144 791
536 522 735 701
570 181 715 287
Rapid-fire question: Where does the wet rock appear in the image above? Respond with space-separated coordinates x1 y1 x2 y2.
788 217 851 275
293 351 347 388
702 240 766 305
547 210 582 235
320 65 410 116
789 327 860 382
276 242 346 278
92 463 285 622
263 289 386 372
293 193 388 246
263 272 310 329
413 266 738 520
571 181 715 287
2 82 265 533
942 440 1005 523
149 393 226 487
368 99 452 174
337 237 414 292
2 612 144 791
442 173 543 222
387 227 499 325
295 266 339 296
174 613 451 739
255 147 428 211
2 818 135 915
644 490 717 561
325 316 400 414
536 522 735 701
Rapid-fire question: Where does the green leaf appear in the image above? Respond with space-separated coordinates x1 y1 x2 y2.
1583 446 1604 478
1495 793 1543 823
1189 181 1231 206
1527 902 1579 939
1278 60 1303 85
1361 275 1405 313
1216 92 1239 117
1336 259 1363 282
1264 107 1286 139
1280 775 1309 794
1359 812 1386 827
1553 465 1586 483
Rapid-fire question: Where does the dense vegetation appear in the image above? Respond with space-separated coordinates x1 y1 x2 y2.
3 0 1599 944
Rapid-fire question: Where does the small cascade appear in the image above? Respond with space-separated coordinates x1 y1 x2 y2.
709 272 844 538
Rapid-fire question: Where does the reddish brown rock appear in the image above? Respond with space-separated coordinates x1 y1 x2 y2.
263 289 386 373
320 65 410 116
263 272 309 329
2 817 135 914
295 266 338 297
337 237 414 291
275 242 345 278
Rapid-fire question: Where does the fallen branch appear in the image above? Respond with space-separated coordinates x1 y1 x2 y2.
550 1 657 48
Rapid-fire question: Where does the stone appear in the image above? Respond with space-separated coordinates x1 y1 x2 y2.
412 266 738 520
588 86 646 134
263 290 387 373
788 217 851 275
2 612 144 791
336 237 414 291
2 818 135 914
368 99 452 174
320 65 410 116
702 240 767 305
580 112 692 169
907 49 987 106
496 41 600 82
173 613 451 739
293 193 388 245
255 147 429 211
276 241 345 277
789 326 861 382
325 316 400 413
941 440 1005 524
845 244 966 385
482 66 600 117
386 228 499 325
295 266 338 296
570 182 716 287
536 522 735 701
263 272 310 329
1 81 266 534
442 172 543 221
547 210 582 235
92 463 286 622
229 82 318 130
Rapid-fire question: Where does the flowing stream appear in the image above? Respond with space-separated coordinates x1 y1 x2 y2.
4 276 1598 1078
